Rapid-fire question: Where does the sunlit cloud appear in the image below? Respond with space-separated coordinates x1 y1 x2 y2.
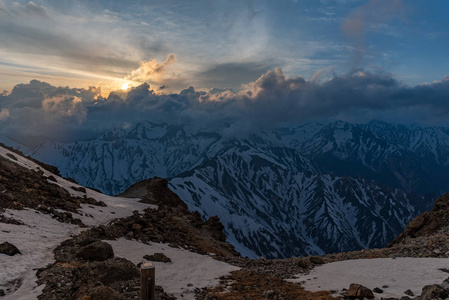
3 68 449 140
126 54 177 83
41 95 87 123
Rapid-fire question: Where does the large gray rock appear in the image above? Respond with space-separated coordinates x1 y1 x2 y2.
76 241 114 261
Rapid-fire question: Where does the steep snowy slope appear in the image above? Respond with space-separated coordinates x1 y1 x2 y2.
262 121 449 195
169 141 427 258
7 122 221 195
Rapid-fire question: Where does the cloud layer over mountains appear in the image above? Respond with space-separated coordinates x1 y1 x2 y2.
1 69 449 140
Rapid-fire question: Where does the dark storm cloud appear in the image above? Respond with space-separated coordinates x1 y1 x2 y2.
2 70 449 140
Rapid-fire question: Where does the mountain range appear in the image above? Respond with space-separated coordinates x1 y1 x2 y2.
2 120 448 258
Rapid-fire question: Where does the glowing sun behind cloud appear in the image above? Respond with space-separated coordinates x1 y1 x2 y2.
121 82 130 90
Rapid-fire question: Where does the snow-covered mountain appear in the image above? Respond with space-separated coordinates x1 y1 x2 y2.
2 120 448 258
169 140 426 258
261 120 449 195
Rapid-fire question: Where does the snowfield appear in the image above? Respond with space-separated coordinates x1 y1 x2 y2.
289 257 449 298
0 209 78 299
107 238 240 300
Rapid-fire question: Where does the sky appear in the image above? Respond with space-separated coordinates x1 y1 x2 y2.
0 0 449 139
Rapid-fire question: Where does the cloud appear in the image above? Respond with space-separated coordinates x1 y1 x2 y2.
126 54 177 83
0 108 9 121
195 61 274 91
2 71 449 140
42 95 87 122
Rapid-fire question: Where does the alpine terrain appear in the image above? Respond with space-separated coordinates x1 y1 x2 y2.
2 120 447 258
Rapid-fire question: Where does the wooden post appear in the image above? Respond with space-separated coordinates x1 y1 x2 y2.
140 263 155 300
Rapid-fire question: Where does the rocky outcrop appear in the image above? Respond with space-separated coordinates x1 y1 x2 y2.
0 155 106 226
0 242 21 256
37 233 175 300
390 193 449 246
116 177 239 257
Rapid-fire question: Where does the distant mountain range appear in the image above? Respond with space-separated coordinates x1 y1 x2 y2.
2 120 447 258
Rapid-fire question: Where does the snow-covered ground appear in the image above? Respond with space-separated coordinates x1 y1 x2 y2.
0 146 153 298
108 238 240 300
0 209 78 299
289 258 449 298
0 145 241 299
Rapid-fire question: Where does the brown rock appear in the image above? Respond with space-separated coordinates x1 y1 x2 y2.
0 242 21 256
76 241 114 261
421 284 449 300
144 252 172 263
309 256 325 265
345 283 374 299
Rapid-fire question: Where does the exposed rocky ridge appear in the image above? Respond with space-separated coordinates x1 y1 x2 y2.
0 155 105 226
0 142 61 176
118 177 238 257
389 192 449 246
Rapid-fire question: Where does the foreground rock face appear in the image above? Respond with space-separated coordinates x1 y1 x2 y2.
0 242 21 256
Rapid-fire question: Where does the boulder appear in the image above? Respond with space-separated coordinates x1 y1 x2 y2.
309 256 325 265
74 257 139 285
373 287 383 293
144 252 171 263
421 284 449 300
344 283 374 299
76 241 114 261
404 289 414 296
0 242 21 256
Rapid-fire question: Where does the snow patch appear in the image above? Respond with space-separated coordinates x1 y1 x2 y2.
0 209 79 299
289 258 449 298
107 238 240 300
